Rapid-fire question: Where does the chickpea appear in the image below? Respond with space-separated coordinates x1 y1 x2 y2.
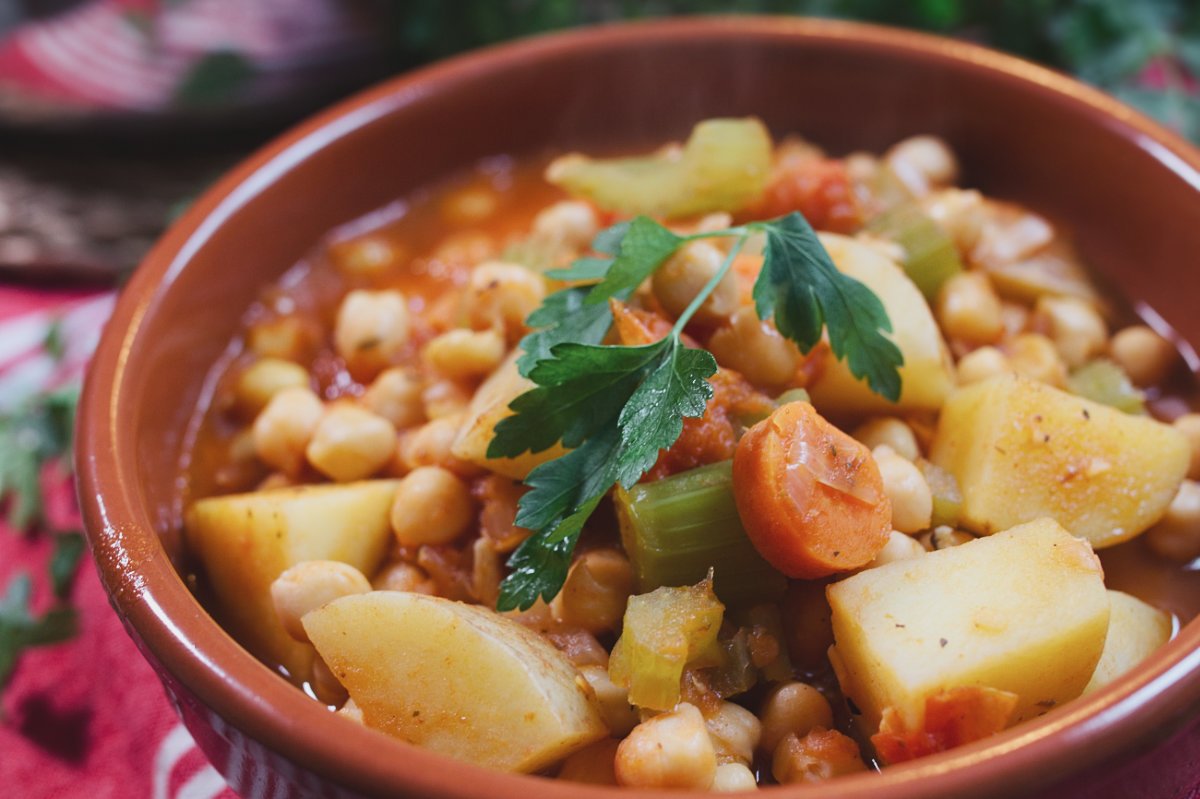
531 200 598 251
1033 296 1107 368
1145 480 1200 562
711 762 758 792
873 445 933 534
253 386 324 475
333 289 411 379
390 466 474 546
694 212 733 234
1000 301 1032 340
705 701 761 765
558 738 620 786
652 240 739 327
422 328 506 380
399 415 468 473
867 530 926 568
311 655 348 705
1005 333 1067 388
432 231 493 266
885 135 958 195
234 358 310 417
852 417 919 461
919 525 975 551
305 403 395 482
328 234 401 277
1172 414 1200 480
772 729 867 785
615 703 717 790
956 345 1011 386
551 548 634 635
371 561 436 594
466 261 546 339
1110 325 1176 387
842 151 878 183
421 378 472 420
578 664 639 736
758 682 834 755
247 315 312 362
972 209 1054 268
362 367 424 430
708 306 803 389
441 186 498 225
270 560 371 642
922 188 985 254
936 272 1003 346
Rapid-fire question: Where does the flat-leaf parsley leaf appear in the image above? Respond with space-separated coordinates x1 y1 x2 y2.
492 211 903 610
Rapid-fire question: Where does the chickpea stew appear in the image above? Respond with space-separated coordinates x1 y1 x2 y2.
182 118 1200 788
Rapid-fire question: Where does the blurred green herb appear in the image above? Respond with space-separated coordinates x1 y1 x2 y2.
0 570 79 691
0 387 78 531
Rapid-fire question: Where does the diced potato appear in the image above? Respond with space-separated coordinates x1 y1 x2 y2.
303 591 607 772
451 350 566 479
1083 590 1174 694
184 481 398 678
827 518 1109 739
807 233 955 417
930 373 1189 547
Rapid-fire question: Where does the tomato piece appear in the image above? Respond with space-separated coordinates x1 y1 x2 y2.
871 686 1019 765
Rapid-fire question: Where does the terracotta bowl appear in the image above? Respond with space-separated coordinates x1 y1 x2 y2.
78 16 1200 799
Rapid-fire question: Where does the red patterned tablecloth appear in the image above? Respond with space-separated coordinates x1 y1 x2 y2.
0 286 236 799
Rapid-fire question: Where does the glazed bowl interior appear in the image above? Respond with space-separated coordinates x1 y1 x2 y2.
80 16 1200 799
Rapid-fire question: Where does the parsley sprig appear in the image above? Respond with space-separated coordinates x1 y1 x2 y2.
490 212 903 611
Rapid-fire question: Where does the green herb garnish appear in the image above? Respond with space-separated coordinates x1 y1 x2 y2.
490 212 903 610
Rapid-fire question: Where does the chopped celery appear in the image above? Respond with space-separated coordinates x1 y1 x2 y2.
1068 359 1146 414
616 461 787 607
868 164 917 212
545 118 772 219
774 387 812 407
608 579 725 710
916 458 963 528
866 203 963 302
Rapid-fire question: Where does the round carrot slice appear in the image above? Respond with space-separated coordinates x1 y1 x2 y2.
732 401 891 578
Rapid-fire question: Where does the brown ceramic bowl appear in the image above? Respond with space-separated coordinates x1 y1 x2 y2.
78 16 1200 799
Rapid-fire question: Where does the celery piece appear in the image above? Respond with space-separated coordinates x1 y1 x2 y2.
916 458 963 528
869 164 917 212
545 118 772 219
774 387 812 407
608 579 725 710
616 461 787 607
866 203 963 302
1068 359 1146 415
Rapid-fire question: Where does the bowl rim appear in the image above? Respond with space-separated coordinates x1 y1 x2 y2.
77 14 1200 799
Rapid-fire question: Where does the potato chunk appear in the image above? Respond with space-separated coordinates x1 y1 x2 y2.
452 350 566 479
184 480 398 678
827 518 1108 742
303 591 607 772
807 233 955 417
1083 590 1174 694
930 373 1189 547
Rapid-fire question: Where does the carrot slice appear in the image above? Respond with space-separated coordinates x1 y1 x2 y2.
732 401 890 578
